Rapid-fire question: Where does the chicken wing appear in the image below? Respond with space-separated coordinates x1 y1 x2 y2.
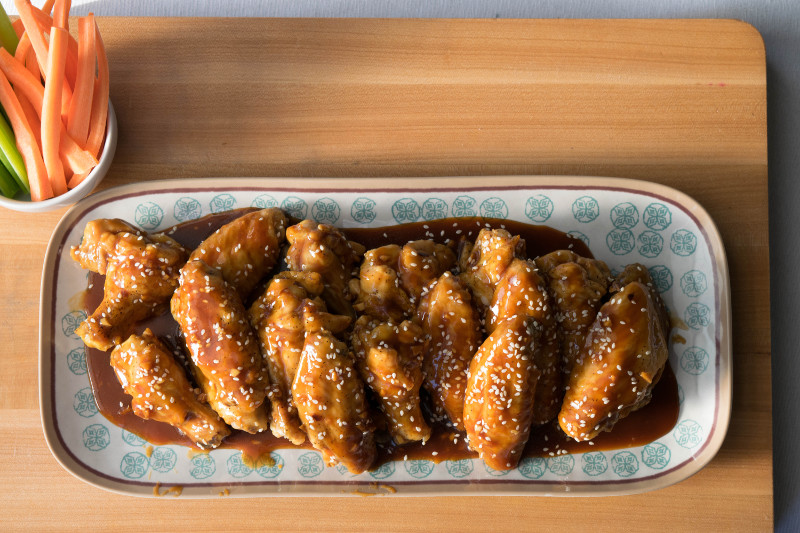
70 219 188 350
351 245 413 322
487 258 561 425
458 228 525 313
396 240 456 303
248 272 351 444
609 263 671 341
535 250 611 379
558 280 670 442
351 316 430 444
463 319 540 470
285 220 365 317
110 329 230 449
171 259 269 433
188 207 286 299
292 331 376 473
416 272 481 430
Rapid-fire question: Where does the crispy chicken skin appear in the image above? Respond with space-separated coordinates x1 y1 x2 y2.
610 263 671 341
558 280 670 442
416 272 481 430
463 319 540 470
285 220 365 317
188 208 286 299
70 219 188 350
488 258 561 425
293 331 376 473
351 316 431 444
110 329 231 449
171 259 269 433
248 272 351 445
534 250 611 379
396 240 456 303
458 228 525 312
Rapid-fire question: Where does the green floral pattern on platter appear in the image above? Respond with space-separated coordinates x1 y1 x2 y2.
518 457 546 479
209 193 237 213
351 197 377 224
173 197 202 221
606 229 635 255
582 452 608 476
281 196 308 219
66 346 87 375
297 452 323 478
150 447 178 473
680 270 708 297
252 194 279 209
641 443 671 470
643 202 672 231
484 464 511 476
670 229 698 256
312 197 340 224
482 197 509 219
572 195 600 223
256 453 285 479
120 452 149 479
685 303 711 330
121 429 146 446
369 461 395 480
611 451 639 477
190 454 216 479
680 346 709 375
523 195 552 222
134 202 164 230
445 459 474 478
62 311 86 339
610 202 639 229
392 198 421 223
673 420 703 449
638 231 664 258
648 265 673 293
548 455 575 476
73 387 98 417
227 453 253 478
405 460 435 478
451 195 477 217
422 198 448 220
82 424 110 451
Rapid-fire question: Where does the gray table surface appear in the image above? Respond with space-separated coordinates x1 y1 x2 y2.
5 0 794 529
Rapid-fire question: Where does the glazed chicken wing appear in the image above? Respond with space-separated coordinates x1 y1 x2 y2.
171 259 269 433
351 316 431 444
110 329 230 449
248 272 351 444
188 208 286 299
292 331 376 473
610 263 671 340
558 279 670 442
458 228 525 312
396 240 456 303
71 219 188 350
488 258 561 425
463 319 540 470
535 250 611 378
285 220 364 317
416 272 481 430
352 245 413 322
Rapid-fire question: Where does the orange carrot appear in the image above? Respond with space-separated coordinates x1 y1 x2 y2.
14 34 40 80
0 47 97 175
53 0 70 30
28 4 78 88
42 0 56 15
66 14 93 146
11 18 23 38
41 26 68 195
84 19 108 158
0 70 51 200
16 88 41 152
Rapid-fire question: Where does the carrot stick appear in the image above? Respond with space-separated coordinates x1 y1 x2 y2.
41 0 56 15
66 14 93 146
14 34 40 80
15 0 47 74
27 4 77 88
83 19 107 158
12 18 23 38
0 47 97 175
16 88 41 152
0 70 51 200
53 0 70 31
41 26 67 195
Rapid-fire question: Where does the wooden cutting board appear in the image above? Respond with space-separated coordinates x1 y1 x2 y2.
0 18 769 531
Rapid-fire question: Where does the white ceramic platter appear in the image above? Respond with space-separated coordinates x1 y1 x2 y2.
40 176 731 497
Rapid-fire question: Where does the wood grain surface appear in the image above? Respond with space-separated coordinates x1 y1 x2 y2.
0 18 769 531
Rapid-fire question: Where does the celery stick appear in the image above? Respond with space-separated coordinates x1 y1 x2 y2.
0 160 19 198
0 4 18 55
0 112 27 191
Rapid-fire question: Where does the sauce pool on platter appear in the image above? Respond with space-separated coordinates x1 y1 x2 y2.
79 208 678 472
